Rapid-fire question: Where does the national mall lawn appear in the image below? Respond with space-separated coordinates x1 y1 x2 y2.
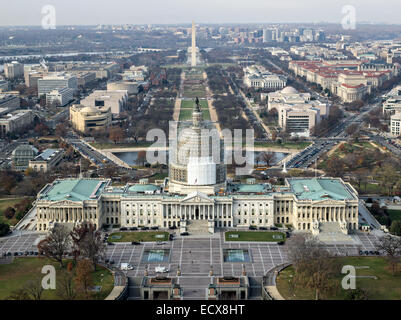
0 257 114 300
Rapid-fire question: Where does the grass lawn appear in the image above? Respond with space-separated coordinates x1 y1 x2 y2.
388 209 401 221
225 231 286 242
149 172 168 182
108 231 169 242
0 257 114 300
253 141 311 150
276 257 401 300
0 198 30 226
179 108 210 121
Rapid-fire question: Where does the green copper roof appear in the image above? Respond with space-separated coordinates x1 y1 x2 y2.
39 179 108 202
127 184 160 193
287 178 354 201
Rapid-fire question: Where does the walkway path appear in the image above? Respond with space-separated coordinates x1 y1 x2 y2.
203 71 222 133
173 71 185 121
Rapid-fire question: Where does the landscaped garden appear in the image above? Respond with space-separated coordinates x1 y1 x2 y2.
225 231 286 242
108 231 169 242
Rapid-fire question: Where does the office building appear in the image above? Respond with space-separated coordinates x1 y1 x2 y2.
46 88 74 107
390 113 401 137
29 148 64 172
0 110 35 137
70 104 112 133
268 86 330 135
38 73 78 97
81 90 128 115
4 62 24 79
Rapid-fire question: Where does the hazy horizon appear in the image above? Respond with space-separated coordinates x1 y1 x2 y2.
0 0 400 27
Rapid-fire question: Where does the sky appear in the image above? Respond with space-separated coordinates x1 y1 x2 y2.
0 0 400 26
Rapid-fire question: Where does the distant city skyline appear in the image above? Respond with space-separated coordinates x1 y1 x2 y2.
0 0 401 26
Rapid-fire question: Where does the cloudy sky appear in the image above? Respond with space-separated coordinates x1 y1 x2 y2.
0 0 400 26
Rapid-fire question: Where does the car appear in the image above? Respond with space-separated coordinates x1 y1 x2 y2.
151 226 159 230
119 227 127 231
107 242 114 246
270 227 278 231
142 227 149 230
109 260 115 265
130 227 138 231
259 227 267 230
249 226 256 230
131 241 141 245
169 234 174 241
169 226 177 230
156 241 165 245
180 232 189 236
120 263 134 271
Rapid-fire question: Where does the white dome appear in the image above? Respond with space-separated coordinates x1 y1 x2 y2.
281 86 298 94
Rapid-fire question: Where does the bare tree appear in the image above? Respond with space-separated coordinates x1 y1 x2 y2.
287 234 338 300
376 235 401 275
24 277 44 300
37 224 71 267
6 288 31 300
56 273 76 300
71 222 105 271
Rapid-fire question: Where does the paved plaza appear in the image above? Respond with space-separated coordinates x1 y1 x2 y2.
0 230 384 299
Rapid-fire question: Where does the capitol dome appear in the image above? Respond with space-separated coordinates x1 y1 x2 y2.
168 98 226 195
281 86 298 94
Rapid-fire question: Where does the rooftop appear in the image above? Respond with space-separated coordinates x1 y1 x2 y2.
287 178 355 201
39 178 110 202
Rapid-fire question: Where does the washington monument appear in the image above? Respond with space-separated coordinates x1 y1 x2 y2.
191 20 196 67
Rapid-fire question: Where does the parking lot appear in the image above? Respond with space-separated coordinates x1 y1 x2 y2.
0 233 42 256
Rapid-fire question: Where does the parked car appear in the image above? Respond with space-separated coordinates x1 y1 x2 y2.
130 227 138 231
131 241 141 245
180 232 189 236
249 226 257 230
119 227 127 231
151 226 159 230
107 242 114 246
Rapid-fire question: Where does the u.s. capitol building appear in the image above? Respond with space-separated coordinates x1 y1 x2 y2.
35 101 359 235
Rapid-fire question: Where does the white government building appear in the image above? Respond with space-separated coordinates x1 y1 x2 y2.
36 101 358 235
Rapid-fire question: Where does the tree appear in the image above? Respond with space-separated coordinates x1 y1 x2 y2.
344 288 368 300
56 266 76 300
390 220 401 236
375 235 401 275
109 127 125 144
75 259 94 298
24 277 44 300
71 222 105 270
3 207 16 219
6 288 31 300
37 224 71 267
287 234 338 300
0 222 10 237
